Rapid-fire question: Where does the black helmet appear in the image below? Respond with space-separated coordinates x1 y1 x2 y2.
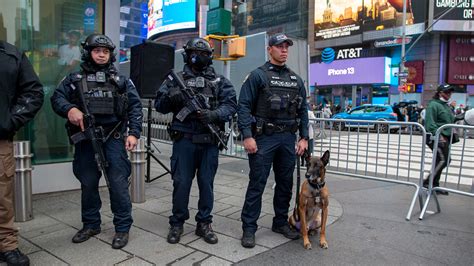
182 38 213 69
81 34 116 63
183 38 213 54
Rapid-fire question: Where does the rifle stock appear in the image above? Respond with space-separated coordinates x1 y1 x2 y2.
167 70 229 150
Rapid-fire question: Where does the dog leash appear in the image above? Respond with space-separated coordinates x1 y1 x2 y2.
294 153 301 222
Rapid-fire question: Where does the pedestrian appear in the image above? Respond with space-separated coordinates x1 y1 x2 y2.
51 34 143 249
423 84 460 195
0 40 44 266
237 33 309 248
155 38 237 245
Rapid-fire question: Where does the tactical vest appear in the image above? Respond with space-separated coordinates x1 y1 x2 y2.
255 66 302 121
79 71 128 118
182 73 219 111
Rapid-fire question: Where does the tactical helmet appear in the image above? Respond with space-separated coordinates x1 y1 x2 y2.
81 34 116 63
182 38 213 69
183 38 213 54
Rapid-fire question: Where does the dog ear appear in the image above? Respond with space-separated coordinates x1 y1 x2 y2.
303 149 311 164
321 150 330 166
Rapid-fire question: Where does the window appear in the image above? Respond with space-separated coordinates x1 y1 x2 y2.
1 0 103 164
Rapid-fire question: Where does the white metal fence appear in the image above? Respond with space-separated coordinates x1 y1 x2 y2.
142 109 474 220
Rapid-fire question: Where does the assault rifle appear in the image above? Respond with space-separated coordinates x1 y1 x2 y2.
166 70 229 150
68 78 111 188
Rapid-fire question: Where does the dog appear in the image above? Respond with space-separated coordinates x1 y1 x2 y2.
289 150 330 250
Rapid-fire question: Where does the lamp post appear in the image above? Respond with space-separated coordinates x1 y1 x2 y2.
398 0 408 102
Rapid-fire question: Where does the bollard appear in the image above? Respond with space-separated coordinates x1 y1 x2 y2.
13 141 33 222
130 138 146 203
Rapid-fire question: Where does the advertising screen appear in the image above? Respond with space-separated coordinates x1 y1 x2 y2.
310 57 392 86
147 0 196 38
314 0 427 41
430 0 474 31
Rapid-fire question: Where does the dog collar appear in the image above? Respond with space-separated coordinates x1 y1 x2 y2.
308 181 325 190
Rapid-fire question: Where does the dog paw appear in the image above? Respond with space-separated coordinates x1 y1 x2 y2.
304 242 312 250
320 241 328 249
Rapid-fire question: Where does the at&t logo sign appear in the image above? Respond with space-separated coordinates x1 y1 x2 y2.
321 47 363 64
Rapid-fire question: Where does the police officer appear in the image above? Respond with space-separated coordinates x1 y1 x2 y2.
51 34 142 249
1 40 44 266
238 33 309 248
155 38 237 244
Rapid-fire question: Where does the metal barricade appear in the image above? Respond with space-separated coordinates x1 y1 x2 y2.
13 141 33 222
419 123 474 220
130 138 147 203
313 118 427 220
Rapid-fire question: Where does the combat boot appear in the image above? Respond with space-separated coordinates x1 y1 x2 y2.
195 222 218 244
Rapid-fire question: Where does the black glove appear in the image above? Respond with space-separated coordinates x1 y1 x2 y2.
197 109 219 124
168 86 185 107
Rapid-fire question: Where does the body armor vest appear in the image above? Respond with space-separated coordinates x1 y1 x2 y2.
79 71 128 118
182 73 219 111
255 66 302 122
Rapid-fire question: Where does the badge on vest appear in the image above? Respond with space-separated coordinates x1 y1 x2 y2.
96 72 106 83
195 77 205 88
290 75 297 80
87 74 96 82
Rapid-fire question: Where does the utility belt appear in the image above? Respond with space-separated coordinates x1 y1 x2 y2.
167 127 219 145
253 119 298 136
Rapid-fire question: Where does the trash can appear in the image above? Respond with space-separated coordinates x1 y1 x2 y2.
13 141 33 222
130 138 146 203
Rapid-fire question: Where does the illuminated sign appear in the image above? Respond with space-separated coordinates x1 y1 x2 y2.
147 0 196 38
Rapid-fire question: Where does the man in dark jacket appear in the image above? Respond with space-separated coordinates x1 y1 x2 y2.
0 40 44 266
51 34 142 249
155 38 237 245
238 33 308 248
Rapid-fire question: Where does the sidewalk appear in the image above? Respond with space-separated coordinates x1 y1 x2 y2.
3 144 473 265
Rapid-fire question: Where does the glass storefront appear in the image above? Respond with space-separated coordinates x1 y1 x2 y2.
0 0 103 164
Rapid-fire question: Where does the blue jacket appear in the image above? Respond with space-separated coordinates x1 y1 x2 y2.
50 65 143 138
155 65 237 134
237 61 309 139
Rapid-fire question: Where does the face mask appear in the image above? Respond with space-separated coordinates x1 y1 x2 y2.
190 53 211 70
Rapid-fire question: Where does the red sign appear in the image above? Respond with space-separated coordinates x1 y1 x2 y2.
404 60 424 84
447 36 474 85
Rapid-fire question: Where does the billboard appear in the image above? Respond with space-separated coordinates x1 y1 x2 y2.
147 0 196 38
310 57 392 86
314 0 427 41
447 35 474 85
429 0 474 31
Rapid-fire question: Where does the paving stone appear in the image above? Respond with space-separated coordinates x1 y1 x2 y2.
16 213 62 235
212 214 244 239
18 237 41 255
145 186 173 199
211 201 232 213
21 222 71 239
170 250 209 266
28 227 129 265
115 256 153 266
200 256 233 266
131 208 173 238
28 250 67 266
133 197 172 215
117 227 194 265
215 195 244 207
187 233 268 263
216 206 241 217
179 231 200 245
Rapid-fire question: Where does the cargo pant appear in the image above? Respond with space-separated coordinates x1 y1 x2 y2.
0 140 18 252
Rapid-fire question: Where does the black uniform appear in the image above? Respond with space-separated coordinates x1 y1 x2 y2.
51 34 142 249
238 61 308 234
155 38 237 245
